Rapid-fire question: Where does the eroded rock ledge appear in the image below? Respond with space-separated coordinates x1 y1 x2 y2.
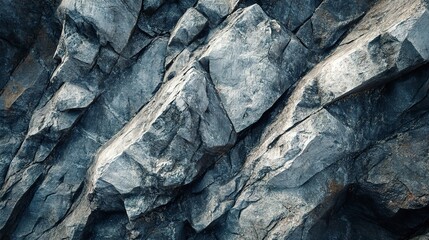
1 0 429 239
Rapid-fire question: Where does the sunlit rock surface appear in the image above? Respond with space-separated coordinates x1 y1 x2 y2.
1 0 429 239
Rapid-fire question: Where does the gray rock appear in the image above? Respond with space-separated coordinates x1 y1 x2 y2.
273 0 429 135
96 47 119 74
281 37 311 81
10 129 101 240
5 37 173 240
190 60 429 239
4 82 96 181
0 34 56 112
0 164 44 239
260 0 322 32
296 0 373 50
165 48 192 81
90 63 235 220
0 23 58 187
357 120 429 215
266 109 355 189
89 213 129 239
33 187 95 240
187 154 247 231
138 2 184 36
169 8 208 47
2 0 429 239
49 56 90 84
56 18 100 65
120 29 152 59
169 1 429 238
196 0 239 25
167 8 208 67
0 0 44 49
0 41 21 90
58 0 142 52
200 4 292 132
96 37 167 124
143 0 165 12
411 232 429 240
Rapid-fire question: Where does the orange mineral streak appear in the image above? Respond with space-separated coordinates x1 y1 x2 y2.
1 47 45 110
2 82 26 109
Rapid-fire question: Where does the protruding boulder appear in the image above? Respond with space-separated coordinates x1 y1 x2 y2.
169 8 208 47
90 63 236 220
167 8 208 64
200 4 292 132
58 0 142 52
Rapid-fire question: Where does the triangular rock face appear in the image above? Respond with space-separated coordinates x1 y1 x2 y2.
1 0 429 239
90 64 236 220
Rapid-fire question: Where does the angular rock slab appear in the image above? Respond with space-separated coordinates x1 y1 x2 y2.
0 164 44 239
412 232 429 240
249 0 429 195
143 0 165 12
4 82 96 184
55 18 100 65
10 128 101 240
59 0 142 52
0 35 55 185
90 64 236 220
260 0 429 145
357 120 429 215
6 39 170 240
189 109 356 239
201 4 292 132
0 50 50 110
196 0 239 25
260 0 322 32
181 0 429 238
169 8 208 47
81 37 167 142
137 2 185 36
183 63 429 238
296 0 373 50
167 8 208 65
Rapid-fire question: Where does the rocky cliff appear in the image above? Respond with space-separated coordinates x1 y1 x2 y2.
1 0 429 239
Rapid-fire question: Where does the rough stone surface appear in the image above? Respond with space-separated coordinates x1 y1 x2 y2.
1 0 429 239
259 0 322 32
296 0 374 51
167 8 208 63
200 5 294 132
58 0 142 52
196 0 239 25
169 8 208 48
90 64 236 220
143 0 165 13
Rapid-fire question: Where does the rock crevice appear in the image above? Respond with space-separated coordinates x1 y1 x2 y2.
1 0 429 239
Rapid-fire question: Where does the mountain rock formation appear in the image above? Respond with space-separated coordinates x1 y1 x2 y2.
1 0 429 239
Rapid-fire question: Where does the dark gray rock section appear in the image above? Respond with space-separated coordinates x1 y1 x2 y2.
1 0 429 239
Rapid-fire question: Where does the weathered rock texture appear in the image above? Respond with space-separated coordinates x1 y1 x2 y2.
1 0 429 239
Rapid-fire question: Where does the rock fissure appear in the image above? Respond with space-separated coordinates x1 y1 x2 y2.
2 0 429 239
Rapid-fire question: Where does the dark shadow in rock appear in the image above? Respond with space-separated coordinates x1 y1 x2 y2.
308 185 429 240
84 211 129 240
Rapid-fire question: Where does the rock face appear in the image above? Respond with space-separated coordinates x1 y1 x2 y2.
1 0 429 239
